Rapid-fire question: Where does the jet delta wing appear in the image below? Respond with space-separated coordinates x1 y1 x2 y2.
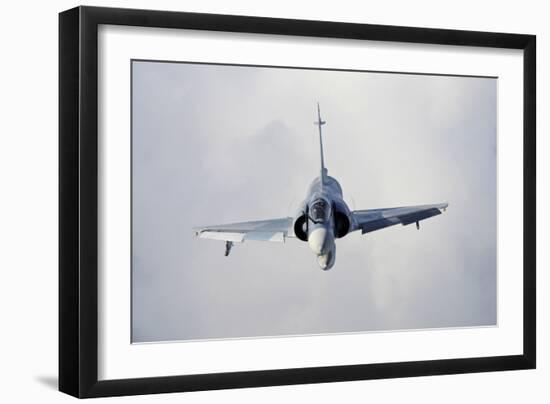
352 203 448 233
193 217 294 256
193 217 294 243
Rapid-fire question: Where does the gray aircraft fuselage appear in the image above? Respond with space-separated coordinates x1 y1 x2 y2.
291 104 355 270
293 172 353 270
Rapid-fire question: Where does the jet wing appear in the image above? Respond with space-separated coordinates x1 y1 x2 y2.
352 203 448 234
193 217 294 243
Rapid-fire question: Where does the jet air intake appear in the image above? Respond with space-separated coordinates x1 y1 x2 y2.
293 214 309 241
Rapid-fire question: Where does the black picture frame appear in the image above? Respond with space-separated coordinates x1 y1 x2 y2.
59 5 536 398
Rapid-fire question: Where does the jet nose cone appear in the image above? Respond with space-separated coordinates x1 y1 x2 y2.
308 227 328 255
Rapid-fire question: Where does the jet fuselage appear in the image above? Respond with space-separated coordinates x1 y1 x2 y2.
294 174 353 270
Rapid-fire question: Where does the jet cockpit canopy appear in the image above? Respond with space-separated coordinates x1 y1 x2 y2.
310 198 331 224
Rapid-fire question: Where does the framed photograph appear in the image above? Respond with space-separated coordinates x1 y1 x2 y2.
59 6 536 398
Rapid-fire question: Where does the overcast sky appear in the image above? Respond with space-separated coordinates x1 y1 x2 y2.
131 60 497 343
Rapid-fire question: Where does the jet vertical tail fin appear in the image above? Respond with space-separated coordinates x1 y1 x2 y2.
314 103 327 185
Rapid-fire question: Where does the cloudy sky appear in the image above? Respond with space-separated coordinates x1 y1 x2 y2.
131 60 497 343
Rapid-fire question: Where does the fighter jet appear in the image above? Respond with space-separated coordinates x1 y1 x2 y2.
193 104 448 270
